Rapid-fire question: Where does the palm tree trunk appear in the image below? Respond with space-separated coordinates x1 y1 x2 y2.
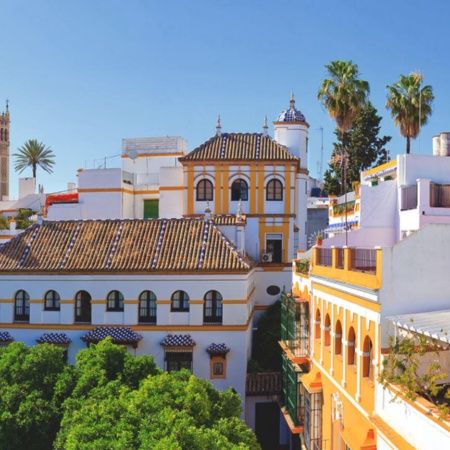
406 135 411 154
33 163 37 178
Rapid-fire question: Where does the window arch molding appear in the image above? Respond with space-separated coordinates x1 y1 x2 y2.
139 290 157 324
334 320 342 355
75 290 92 323
347 326 356 365
14 290 30 322
266 178 283 201
44 290 60 311
196 178 214 201
171 290 190 312
314 308 321 339
362 335 373 378
107 290 124 312
203 290 223 324
230 177 249 202
324 314 331 346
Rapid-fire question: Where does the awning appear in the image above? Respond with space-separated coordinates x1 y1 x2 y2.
81 327 143 348
206 343 230 357
161 334 196 347
37 332 71 346
387 309 450 345
0 331 14 344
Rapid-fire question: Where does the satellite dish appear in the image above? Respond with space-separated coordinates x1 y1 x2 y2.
128 149 138 161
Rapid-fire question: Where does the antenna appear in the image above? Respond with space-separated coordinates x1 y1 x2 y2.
128 148 138 162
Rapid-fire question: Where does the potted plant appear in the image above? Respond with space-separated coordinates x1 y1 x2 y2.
316 233 323 246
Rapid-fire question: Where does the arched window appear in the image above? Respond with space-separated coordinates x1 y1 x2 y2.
75 290 91 323
171 290 189 312
196 179 213 201
14 290 30 322
347 327 356 365
266 179 283 201
139 290 157 324
315 309 321 339
362 336 373 378
107 290 124 312
335 320 342 355
203 290 223 324
324 314 331 346
45 290 60 311
231 179 248 201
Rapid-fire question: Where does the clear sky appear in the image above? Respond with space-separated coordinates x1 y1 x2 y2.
1 1 449 198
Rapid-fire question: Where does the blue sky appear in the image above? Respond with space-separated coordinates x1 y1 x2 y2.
1 1 449 197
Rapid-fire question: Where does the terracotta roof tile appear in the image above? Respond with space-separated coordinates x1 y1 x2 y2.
179 133 297 162
0 219 254 273
161 334 196 347
37 332 71 345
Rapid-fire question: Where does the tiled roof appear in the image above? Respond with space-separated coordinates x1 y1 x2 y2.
179 133 297 162
211 215 238 226
0 219 254 273
81 327 143 346
206 343 230 355
37 332 71 345
0 331 14 343
161 334 196 347
246 371 281 396
277 96 307 123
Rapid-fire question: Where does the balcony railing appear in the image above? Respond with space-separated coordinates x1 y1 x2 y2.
312 247 382 290
281 292 309 358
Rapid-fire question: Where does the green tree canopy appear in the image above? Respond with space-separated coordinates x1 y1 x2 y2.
386 73 434 154
323 102 391 195
0 342 74 450
14 139 55 178
55 339 260 449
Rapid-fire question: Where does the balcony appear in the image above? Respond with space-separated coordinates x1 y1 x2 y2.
312 247 382 290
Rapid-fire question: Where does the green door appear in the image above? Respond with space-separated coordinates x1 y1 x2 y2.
144 200 159 218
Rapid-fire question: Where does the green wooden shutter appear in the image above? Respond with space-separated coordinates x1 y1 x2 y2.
144 200 159 218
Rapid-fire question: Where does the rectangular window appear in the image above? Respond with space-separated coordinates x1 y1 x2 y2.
165 351 193 372
304 388 323 450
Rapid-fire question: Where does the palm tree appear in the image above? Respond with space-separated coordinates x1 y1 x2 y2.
318 60 370 191
386 73 434 154
14 139 55 178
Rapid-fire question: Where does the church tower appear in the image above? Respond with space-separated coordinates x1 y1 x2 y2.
0 101 10 200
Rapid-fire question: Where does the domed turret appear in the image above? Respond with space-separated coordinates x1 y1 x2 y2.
277 92 306 123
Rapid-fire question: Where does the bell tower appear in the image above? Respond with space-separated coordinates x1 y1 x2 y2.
0 100 10 200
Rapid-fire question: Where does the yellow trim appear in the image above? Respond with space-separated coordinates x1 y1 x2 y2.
90 300 107 304
222 166 229 214
363 159 397 177
156 300 171 305
188 300 204 305
222 299 248 304
124 300 139 305
59 300 75 304
122 152 184 158
133 190 159 195
159 186 183 191
258 167 265 213
0 299 13 303
29 299 43 304
187 167 194 215
285 166 291 215
214 168 221 213
250 167 257 214
254 305 268 311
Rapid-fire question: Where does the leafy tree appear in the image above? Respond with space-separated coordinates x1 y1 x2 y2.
14 139 55 178
0 342 74 450
251 300 281 372
323 102 391 195
15 208 34 230
55 339 259 449
318 60 370 195
386 73 434 154
380 332 450 419
0 214 9 230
